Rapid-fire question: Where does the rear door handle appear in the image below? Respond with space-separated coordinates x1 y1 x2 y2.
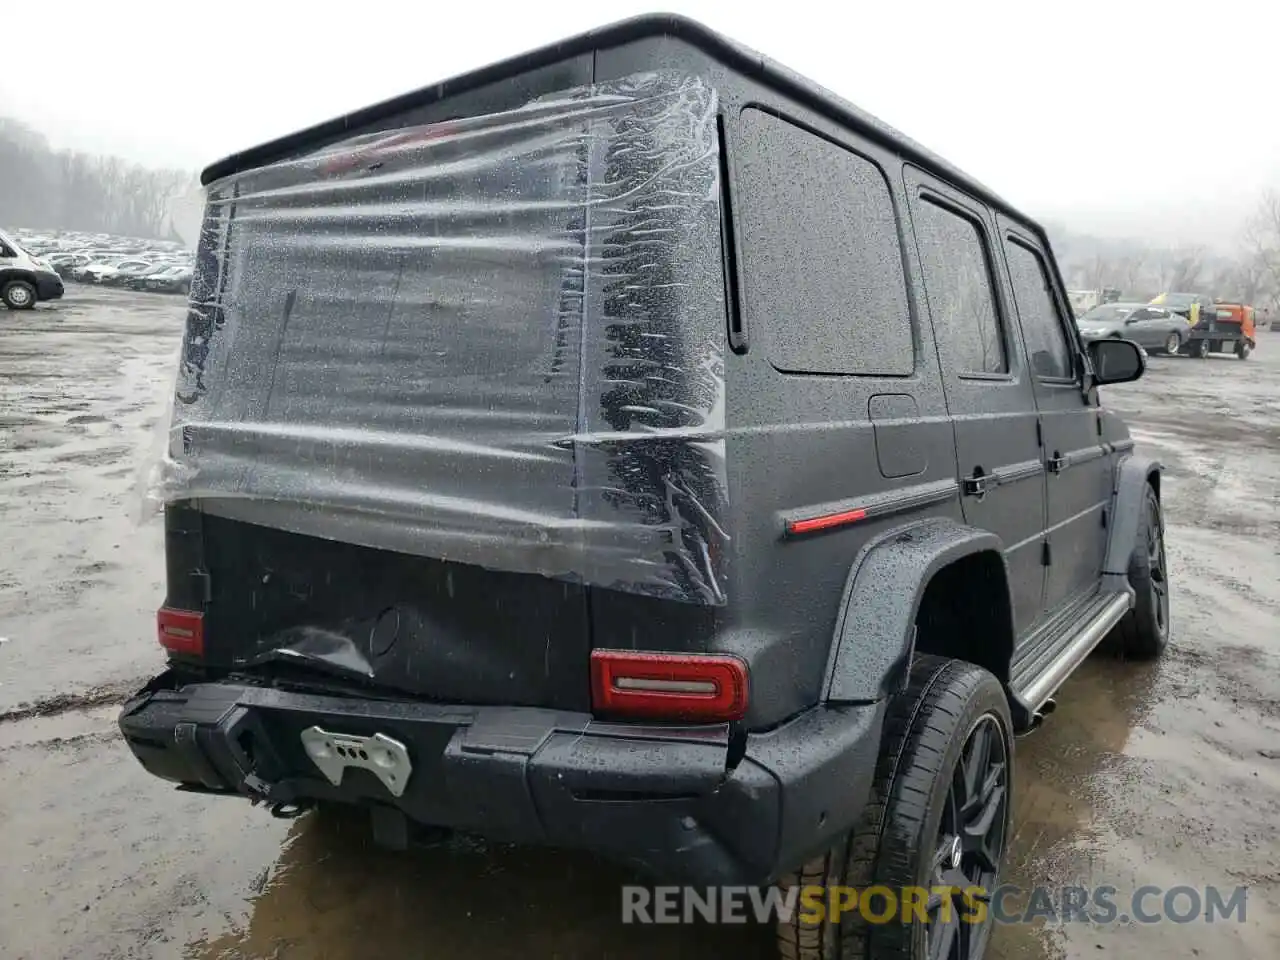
962 471 990 499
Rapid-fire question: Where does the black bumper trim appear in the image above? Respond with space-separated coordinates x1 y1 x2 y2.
35 272 64 301
118 672 884 885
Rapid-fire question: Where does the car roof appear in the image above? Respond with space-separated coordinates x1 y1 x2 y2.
1086 302 1145 311
199 13 1015 220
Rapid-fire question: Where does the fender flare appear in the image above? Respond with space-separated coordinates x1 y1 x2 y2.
822 517 1010 704
0 268 40 289
1101 454 1162 593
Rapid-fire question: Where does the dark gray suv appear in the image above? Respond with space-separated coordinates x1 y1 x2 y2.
118 16 1167 960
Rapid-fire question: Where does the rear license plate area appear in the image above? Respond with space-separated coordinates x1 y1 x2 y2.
300 726 413 797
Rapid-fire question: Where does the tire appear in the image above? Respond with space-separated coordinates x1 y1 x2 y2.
1235 341 1251 360
776 656 1013 960
1108 484 1169 659
1163 332 1181 355
2 280 37 310
1192 338 1210 359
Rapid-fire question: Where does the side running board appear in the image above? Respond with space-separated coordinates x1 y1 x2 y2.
1014 592 1132 718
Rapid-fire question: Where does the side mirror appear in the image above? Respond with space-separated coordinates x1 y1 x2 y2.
1089 338 1145 385
1124 316 1140 324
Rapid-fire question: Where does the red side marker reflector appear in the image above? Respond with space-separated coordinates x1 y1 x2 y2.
590 650 749 723
786 507 867 536
157 607 204 657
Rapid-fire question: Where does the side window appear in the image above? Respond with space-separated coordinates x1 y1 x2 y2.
913 198 1007 374
0 243 14 258
734 108 914 376
1004 239 1074 380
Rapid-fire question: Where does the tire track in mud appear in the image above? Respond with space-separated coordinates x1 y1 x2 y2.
0 679 141 724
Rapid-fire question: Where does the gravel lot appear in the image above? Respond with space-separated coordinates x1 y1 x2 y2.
2 288 1278 959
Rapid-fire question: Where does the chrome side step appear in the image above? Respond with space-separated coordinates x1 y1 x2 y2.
1016 592 1132 716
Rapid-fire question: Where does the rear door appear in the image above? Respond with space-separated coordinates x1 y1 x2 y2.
1144 308 1176 347
996 218 1110 614
904 169 1047 637
1125 307 1165 347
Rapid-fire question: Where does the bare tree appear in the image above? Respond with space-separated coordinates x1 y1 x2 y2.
1154 244 1206 293
1 115 192 238
1117 252 1148 294
1243 189 1280 309
1212 255 1269 304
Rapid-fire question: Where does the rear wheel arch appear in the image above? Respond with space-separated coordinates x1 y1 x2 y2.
911 550 1015 686
824 519 1015 704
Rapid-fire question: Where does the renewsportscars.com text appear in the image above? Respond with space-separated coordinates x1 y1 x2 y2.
621 884 1248 926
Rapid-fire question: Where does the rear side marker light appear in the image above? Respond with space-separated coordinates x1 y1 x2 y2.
785 507 867 536
590 650 748 722
157 607 204 657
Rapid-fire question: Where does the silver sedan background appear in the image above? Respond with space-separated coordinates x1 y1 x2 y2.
1076 302 1191 354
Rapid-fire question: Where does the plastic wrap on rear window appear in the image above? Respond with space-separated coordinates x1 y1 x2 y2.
146 72 729 605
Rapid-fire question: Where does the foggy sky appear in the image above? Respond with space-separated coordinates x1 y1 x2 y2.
3 0 1276 246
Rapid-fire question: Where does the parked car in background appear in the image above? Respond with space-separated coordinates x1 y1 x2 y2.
76 256 132 283
6 227 195 300
1 226 65 309
120 263 183 289
93 259 156 285
137 265 192 295
47 253 93 278
109 261 170 287
1076 302 1190 353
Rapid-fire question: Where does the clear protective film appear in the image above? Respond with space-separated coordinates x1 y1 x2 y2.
148 72 730 605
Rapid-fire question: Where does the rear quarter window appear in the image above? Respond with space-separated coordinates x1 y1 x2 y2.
912 197 1007 375
1004 238 1074 380
733 108 914 377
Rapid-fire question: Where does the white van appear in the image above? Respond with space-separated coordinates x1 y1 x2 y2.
0 227 65 309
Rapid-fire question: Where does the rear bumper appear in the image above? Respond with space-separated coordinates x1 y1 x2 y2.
119 671 883 885
35 272 64 301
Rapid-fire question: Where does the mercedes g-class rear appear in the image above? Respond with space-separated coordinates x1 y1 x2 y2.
149 71 732 711
120 43 890 890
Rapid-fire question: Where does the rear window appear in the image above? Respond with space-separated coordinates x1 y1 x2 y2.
912 198 1007 375
157 72 730 606
733 108 914 377
1081 305 1133 323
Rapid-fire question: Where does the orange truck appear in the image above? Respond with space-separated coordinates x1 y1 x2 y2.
1188 301 1257 360
1151 293 1257 359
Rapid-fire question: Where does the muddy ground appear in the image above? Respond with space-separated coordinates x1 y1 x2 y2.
2 287 1278 959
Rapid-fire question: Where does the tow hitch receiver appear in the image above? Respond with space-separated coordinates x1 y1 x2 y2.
300 726 413 797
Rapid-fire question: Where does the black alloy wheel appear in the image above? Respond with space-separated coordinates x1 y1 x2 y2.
926 714 1009 960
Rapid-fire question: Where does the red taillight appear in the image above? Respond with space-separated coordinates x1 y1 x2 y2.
157 607 204 657
590 650 749 722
